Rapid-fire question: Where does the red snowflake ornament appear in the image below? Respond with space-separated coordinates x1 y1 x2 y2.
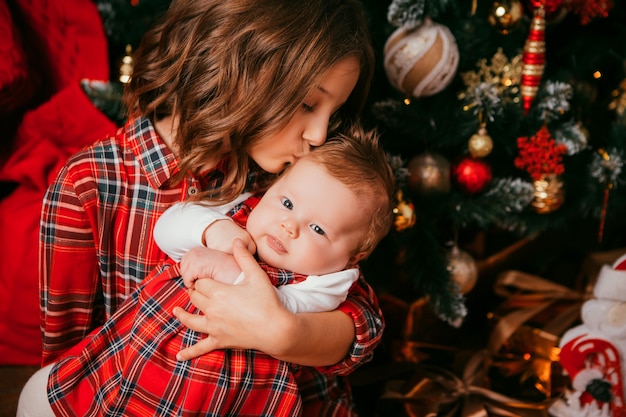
514 126 568 180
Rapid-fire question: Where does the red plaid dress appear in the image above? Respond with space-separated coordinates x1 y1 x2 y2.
46 167 384 416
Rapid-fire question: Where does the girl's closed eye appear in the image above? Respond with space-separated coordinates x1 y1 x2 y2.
302 102 314 112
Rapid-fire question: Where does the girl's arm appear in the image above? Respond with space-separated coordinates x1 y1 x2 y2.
174 240 384 369
40 165 101 366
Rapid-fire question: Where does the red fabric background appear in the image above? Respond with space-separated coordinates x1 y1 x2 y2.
0 0 116 365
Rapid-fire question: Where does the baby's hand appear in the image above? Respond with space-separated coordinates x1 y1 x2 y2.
202 219 256 254
180 247 241 287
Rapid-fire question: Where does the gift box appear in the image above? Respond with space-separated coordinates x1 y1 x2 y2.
381 282 572 416
381 350 562 417
485 270 590 402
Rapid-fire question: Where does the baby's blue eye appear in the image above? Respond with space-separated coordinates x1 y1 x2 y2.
311 224 325 236
281 197 293 210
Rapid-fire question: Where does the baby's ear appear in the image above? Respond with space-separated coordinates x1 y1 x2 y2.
348 251 367 267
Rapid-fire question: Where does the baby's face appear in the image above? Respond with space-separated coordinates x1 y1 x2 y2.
247 159 364 276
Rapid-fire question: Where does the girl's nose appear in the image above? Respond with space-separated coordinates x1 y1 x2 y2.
302 120 327 148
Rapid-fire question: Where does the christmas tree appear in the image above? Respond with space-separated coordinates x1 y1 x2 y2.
91 0 626 326
355 0 626 325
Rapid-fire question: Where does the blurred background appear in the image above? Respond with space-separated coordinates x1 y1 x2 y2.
2 0 625 415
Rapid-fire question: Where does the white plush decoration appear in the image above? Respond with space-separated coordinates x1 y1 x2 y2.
550 390 611 417
550 254 626 417
383 17 459 98
592 264 626 301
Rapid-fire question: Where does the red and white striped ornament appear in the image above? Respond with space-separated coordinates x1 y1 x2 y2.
520 4 546 114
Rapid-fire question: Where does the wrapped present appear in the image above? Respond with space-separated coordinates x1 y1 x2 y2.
381 350 560 416
380 270 590 415
486 270 590 402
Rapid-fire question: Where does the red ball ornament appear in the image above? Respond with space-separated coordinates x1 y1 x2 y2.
451 156 492 194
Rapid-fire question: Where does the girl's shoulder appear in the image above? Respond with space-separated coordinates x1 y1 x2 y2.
65 117 171 174
63 134 120 170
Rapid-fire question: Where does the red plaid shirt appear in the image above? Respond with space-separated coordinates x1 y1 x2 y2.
40 117 227 364
42 116 385 415
48 197 383 416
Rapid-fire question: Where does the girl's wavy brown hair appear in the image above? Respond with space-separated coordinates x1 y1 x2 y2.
124 0 375 203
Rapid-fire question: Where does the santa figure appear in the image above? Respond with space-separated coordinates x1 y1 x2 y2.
550 254 626 417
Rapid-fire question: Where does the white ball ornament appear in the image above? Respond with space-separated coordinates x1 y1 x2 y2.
384 18 459 98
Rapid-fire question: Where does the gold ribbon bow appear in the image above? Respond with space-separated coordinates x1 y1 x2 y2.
488 270 590 354
382 350 559 416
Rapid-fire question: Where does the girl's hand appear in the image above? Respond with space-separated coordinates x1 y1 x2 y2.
202 219 256 254
173 239 294 360
179 247 241 287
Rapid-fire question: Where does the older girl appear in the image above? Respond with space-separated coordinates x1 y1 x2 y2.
20 0 381 416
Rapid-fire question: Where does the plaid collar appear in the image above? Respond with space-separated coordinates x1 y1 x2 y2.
125 116 179 190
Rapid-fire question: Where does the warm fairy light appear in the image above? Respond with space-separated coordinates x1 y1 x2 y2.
593 70 602 79
119 45 134 84
598 148 610 160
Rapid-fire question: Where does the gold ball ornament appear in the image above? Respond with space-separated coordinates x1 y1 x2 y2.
468 126 494 158
488 0 524 34
384 18 459 98
407 152 451 193
393 190 417 232
447 246 478 294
